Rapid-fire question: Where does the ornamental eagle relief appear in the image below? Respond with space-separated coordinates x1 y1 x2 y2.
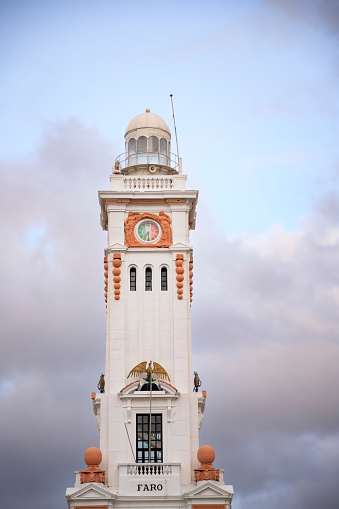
124 211 172 248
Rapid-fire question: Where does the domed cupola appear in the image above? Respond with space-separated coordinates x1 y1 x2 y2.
125 108 171 139
115 109 179 174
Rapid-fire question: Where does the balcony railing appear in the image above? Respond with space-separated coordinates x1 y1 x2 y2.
115 150 179 171
127 464 174 476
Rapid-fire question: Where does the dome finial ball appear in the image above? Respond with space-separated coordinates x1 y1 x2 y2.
84 447 102 466
197 445 215 465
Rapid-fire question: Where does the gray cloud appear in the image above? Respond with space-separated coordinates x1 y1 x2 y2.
266 0 339 37
0 119 114 509
192 193 339 509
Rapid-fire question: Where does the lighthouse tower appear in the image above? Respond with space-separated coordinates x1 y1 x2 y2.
66 109 234 508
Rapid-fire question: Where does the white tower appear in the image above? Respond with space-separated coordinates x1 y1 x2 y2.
66 109 234 508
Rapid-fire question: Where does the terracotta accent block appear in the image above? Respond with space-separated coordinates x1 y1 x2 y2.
80 471 105 485
192 506 226 509
112 254 122 300
104 198 185 206
124 211 172 248
76 506 109 509
189 256 193 304
194 465 220 482
91 392 96 400
175 254 184 300
202 390 207 398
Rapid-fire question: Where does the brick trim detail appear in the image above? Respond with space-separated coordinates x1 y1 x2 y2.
192 505 226 509
74 506 109 509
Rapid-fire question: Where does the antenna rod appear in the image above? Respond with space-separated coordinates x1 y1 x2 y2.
170 94 180 162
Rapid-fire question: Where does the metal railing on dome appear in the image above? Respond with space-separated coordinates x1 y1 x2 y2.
114 150 179 171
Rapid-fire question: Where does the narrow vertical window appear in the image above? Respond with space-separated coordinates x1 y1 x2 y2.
160 138 168 165
128 138 136 165
128 138 136 155
130 267 136 291
137 136 147 165
161 267 168 291
145 267 152 291
149 136 159 165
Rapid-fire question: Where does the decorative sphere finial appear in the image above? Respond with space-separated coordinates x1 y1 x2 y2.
80 447 105 484
84 447 102 467
145 108 150 113
194 445 220 482
197 444 215 465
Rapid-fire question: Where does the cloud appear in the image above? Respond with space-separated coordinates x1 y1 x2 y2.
266 0 339 38
192 193 339 509
0 118 114 509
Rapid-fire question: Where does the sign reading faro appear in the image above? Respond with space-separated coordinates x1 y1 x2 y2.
137 483 163 492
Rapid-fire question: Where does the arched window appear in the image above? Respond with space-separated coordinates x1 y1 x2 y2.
128 138 136 154
149 136 159 153
145 267 152 291
130 267 136 291
160 138 168 165
137 136 147 153
161 267 168 291
128 138 136 165
160 138 167 154
137 136 147 165
149 136 159 164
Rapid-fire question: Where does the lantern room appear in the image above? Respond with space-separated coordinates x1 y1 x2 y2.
114 109 181 174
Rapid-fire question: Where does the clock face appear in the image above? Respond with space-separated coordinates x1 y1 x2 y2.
137 220 161 243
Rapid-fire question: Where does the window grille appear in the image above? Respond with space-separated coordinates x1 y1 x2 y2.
161 267 168 291
136 414 163 463
130 267 136 291
145 267 152 292
145 267 152 291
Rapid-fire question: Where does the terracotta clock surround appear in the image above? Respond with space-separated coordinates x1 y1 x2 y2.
124 211 172 248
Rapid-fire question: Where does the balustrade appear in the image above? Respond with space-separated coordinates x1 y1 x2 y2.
127 464 173 476
123 177 174 190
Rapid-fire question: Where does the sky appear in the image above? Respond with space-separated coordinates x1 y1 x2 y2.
1 0 339 508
